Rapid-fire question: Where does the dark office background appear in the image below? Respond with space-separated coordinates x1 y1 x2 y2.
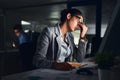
0 0 120 77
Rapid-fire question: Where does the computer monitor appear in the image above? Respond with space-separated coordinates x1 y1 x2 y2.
98 2 120 55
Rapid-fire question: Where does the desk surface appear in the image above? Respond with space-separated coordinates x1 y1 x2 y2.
2 58 98 80
2 68 98 80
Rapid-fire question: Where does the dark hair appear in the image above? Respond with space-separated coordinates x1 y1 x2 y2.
60 8 82 25
13 24 23 31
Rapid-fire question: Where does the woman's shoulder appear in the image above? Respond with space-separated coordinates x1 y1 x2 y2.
40 26 56 37
44 26 55 31
43 26 58 34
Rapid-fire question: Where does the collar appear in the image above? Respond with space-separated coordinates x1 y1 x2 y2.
54 23 69 38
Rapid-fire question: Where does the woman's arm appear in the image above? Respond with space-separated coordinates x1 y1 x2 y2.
72 20 88 62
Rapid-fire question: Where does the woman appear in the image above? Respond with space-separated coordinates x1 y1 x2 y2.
33 8 88 70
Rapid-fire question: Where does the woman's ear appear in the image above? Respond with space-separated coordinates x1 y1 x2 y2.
67 13 71 20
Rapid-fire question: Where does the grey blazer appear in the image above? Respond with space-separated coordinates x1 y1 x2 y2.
33 24 88 68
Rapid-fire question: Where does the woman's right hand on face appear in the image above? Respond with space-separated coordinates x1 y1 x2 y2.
77 16 88 38
51 62 74 71
78 22 88 39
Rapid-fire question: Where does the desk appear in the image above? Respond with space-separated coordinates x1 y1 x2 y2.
2 68 98 80
1 58 98 80
80 57 97 68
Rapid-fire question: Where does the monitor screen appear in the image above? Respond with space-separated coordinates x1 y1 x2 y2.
98 2 120 55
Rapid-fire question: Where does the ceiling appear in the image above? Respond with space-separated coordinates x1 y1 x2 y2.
0 0 117 34
0 0 116 22
0 0 68 9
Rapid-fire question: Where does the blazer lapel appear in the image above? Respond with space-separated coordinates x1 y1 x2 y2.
54 25 62 60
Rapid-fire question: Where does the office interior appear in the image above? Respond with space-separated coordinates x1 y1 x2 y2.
0 0 120 79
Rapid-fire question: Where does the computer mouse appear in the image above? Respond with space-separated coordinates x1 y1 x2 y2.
76 68 93 75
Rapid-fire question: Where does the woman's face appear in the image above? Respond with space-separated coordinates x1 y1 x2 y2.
67 14 83 32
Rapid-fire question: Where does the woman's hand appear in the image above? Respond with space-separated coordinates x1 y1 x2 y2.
78 16 88 39
79 23 88 38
